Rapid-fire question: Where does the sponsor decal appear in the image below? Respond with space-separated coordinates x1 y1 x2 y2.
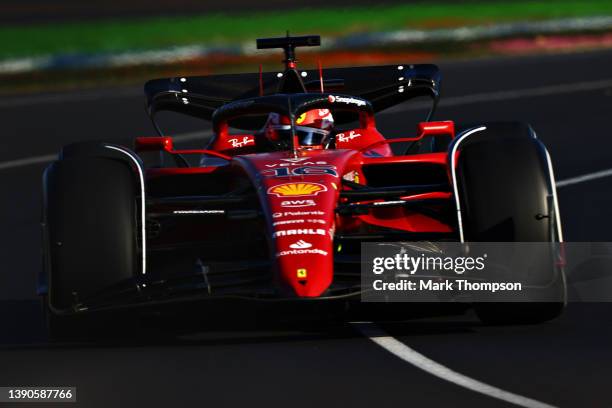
273 219 304 226
372 200 405 206
296 113 307 124
290 240 312 249
273 228 326 237
264 161 328 168
310 219 326 224
228 136 254 148
262 165 338 178
328 95 366 107
342 170 360 184
336 130 361 143
277 249 328 257
280 199 316 208
218 99 254 112
280 157 308 163
273 219 327 226
172 210 225 214
295 166 337 176
297 268 308 279
272 211 325 218
268 182 327 197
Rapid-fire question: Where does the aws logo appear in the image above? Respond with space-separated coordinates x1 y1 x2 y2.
280 199 316 208
268 182 327 197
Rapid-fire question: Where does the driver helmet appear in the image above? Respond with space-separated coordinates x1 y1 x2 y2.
263 109 334 150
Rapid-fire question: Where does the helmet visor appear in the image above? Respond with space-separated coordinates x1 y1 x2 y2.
295 126 330 146
269 125 330 148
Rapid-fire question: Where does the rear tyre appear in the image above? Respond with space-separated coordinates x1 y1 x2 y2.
42 143 142 325
451 122 566 325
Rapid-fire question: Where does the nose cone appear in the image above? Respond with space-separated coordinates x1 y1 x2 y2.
268 181 336 297
237 150 357 297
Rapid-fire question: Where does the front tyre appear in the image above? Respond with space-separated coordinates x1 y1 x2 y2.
42 143 143 322
451 122 566 325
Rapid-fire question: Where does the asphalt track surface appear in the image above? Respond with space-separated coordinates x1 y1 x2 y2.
1 49 612 407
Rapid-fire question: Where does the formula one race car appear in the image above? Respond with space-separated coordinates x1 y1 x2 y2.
40 35 566 330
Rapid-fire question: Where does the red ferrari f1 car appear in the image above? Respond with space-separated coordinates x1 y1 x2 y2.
40 35 566 327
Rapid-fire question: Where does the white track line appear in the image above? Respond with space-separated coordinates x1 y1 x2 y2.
555 168 612 188
352 322 557 408
436 78 612 110
0 79 602 406
381 78 612 114
1 142 610 191
0 130 212 171
0 88 140 108
1 77 611 173
0 154 57 171
1 77 610 110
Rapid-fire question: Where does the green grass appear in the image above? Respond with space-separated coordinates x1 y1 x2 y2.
2 0 612 59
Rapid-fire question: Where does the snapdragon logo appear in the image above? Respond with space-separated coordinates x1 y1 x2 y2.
372 253 487 275
327 95 366 107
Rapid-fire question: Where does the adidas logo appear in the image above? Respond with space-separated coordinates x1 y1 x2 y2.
289 240 312 249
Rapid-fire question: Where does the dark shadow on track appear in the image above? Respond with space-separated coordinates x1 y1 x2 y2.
4 299 609 352
0 300 478 350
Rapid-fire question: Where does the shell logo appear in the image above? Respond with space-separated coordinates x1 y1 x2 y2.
268 182 327 197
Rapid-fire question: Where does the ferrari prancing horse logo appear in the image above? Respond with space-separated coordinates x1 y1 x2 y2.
297 268 307 279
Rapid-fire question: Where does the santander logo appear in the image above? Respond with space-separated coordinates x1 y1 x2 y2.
289 240 312 249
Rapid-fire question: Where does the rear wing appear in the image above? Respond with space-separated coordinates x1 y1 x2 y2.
145 63 440 131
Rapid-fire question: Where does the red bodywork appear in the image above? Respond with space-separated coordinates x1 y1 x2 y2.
136 120 456 298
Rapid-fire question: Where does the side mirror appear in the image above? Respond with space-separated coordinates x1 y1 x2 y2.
417 121 455 139
134 137 173 152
